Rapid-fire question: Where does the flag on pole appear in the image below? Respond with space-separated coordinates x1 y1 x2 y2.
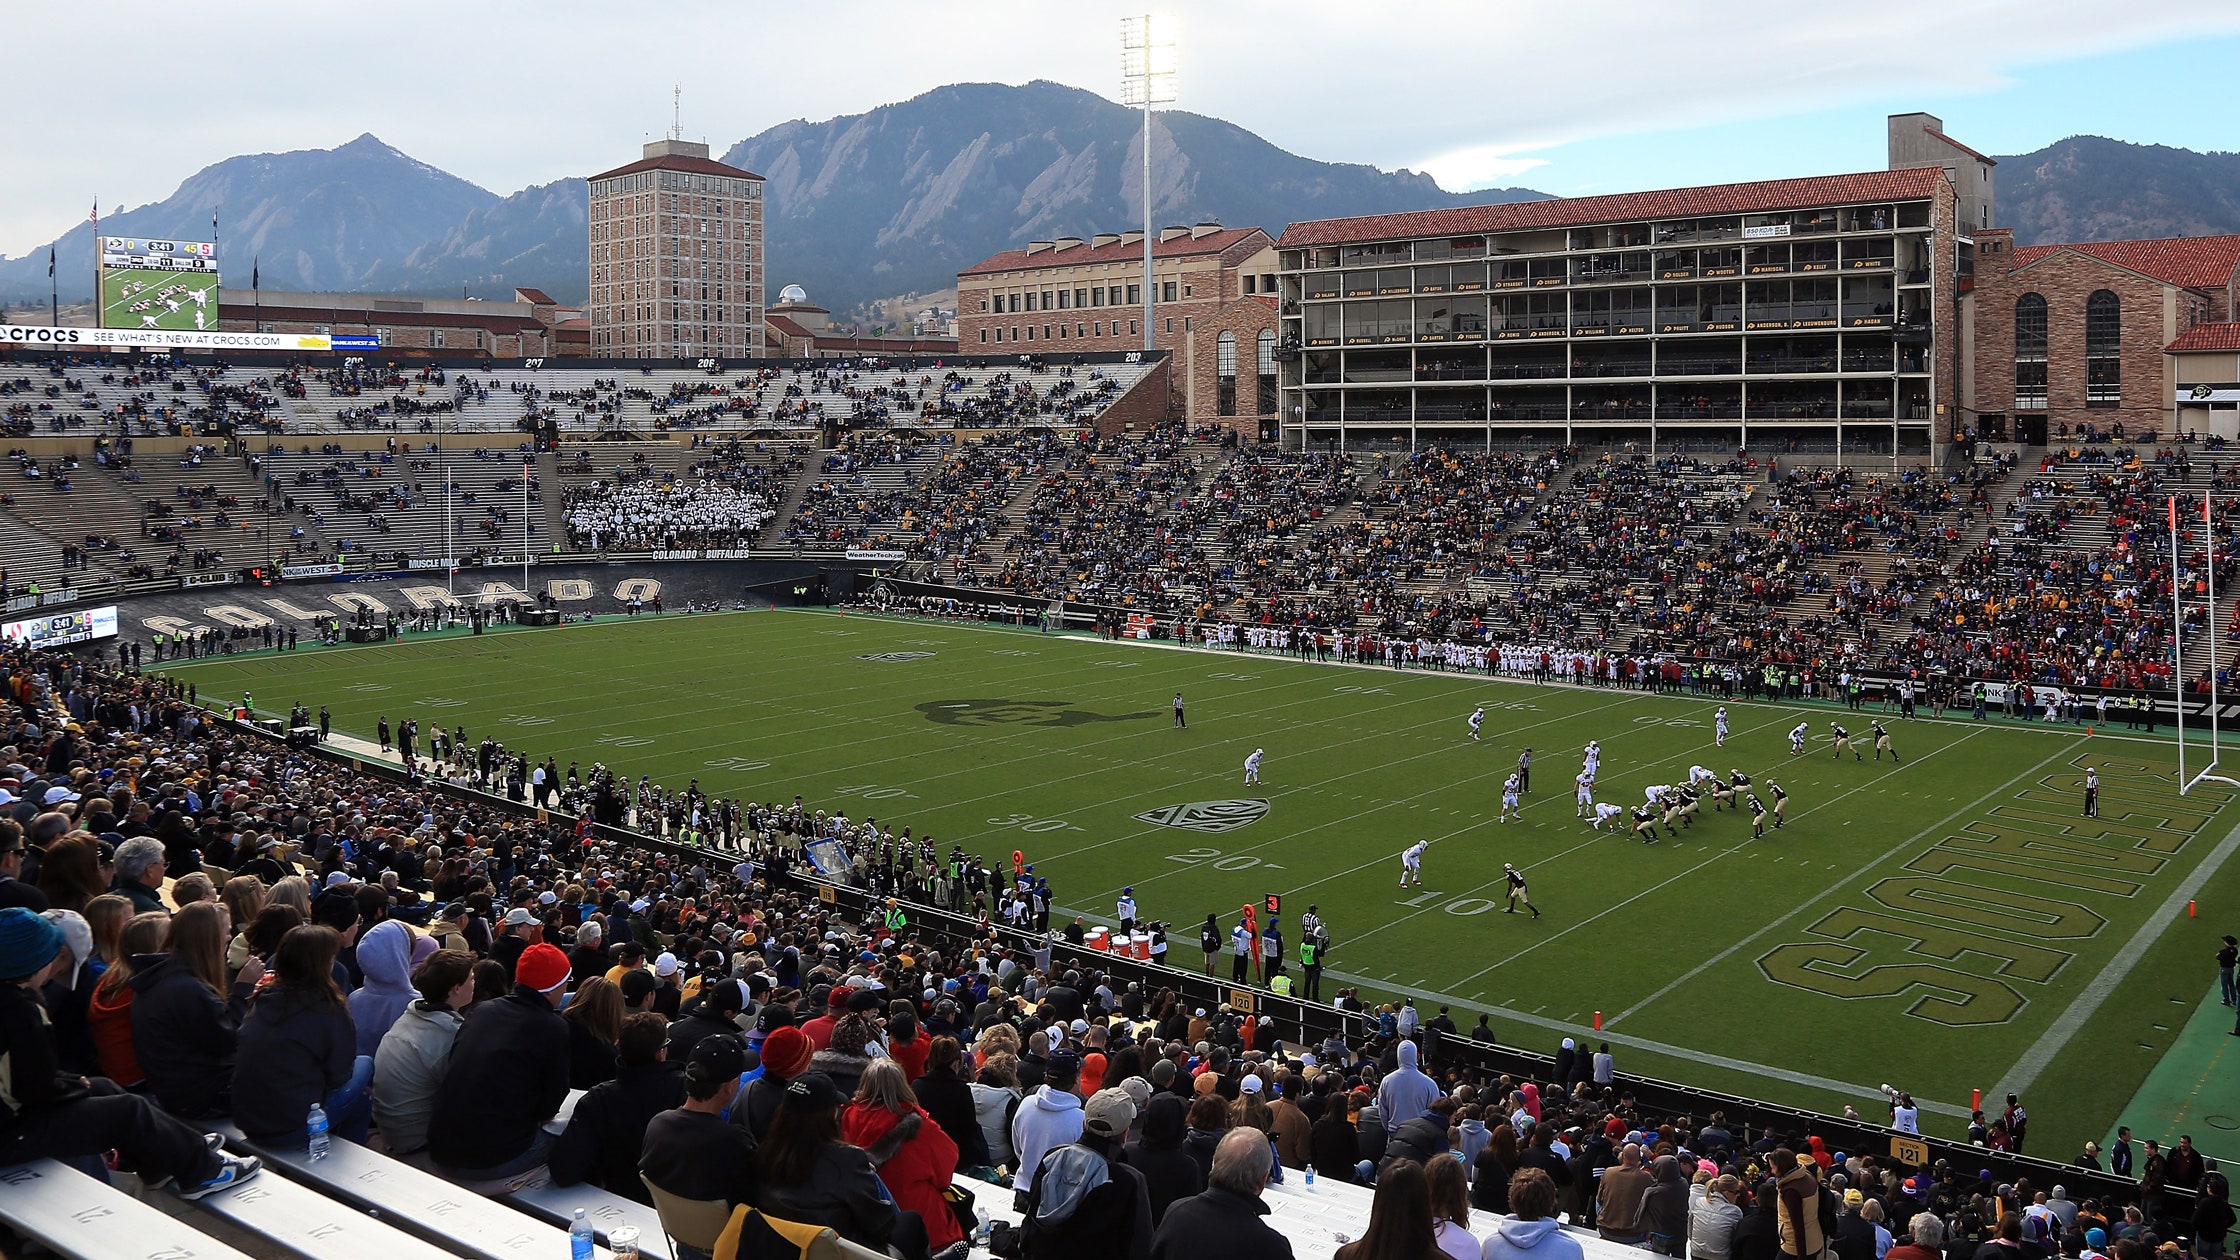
47 247 54 279
89 197 98 233
252 257 259 292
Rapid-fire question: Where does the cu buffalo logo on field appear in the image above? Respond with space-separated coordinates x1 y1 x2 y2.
916 698 1160 727
1134 799 1270 834
858 651 936 663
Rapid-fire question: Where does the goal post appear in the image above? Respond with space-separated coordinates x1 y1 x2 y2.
2176 492 2240 794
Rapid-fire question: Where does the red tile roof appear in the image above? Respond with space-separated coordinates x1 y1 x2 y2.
960 227 1270 277
587 153 762 182
2168 322 2240 352
2008 236 2240 290
1922 128 1997 166
512 288 557 306
1276 168 1947 248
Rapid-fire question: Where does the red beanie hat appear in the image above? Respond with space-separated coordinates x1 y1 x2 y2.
761 1025 813 1079
516 942 571 993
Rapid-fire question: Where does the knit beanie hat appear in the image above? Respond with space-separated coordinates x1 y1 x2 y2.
761 1025 813 1078
0 907 65 982
516 942 571 993
828 1012 879 1058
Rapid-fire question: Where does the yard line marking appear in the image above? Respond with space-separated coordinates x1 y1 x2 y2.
1995 813 2240 1099
1605 737 2071 1028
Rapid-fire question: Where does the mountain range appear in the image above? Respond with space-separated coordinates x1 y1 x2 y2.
3 83 2236 319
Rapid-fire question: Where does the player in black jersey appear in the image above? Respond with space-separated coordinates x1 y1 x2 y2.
1872 720 1898 762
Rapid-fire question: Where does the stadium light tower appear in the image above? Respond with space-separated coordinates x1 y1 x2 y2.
1120 14 1177 354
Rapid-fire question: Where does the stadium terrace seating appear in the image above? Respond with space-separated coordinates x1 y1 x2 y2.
256 442 546 563
560 439 802 552
277 356 1160 436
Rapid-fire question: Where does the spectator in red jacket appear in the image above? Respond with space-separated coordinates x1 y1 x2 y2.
840 1056 962 1254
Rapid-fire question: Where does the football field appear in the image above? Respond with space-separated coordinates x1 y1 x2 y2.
166 608 2240 1158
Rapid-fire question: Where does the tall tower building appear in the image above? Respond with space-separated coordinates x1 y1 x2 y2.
586 138 764 358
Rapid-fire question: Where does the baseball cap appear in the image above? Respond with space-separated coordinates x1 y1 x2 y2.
1082 1087 1137 1138
1240 1074 1264 1094
687 1034 749 1086
782 1071 847 1112
501 907 536 927
41 787 78 806
655 952 680 977
620 969 658 1004
516 942 570 993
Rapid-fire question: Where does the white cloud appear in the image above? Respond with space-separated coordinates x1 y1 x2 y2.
1413 148 1552 193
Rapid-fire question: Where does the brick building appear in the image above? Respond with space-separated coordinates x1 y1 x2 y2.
956 224 1279 433
2169 322 2240 437
1275 166 1959 454
1962 233 2240 442
219 287 566 356
586 139 764 358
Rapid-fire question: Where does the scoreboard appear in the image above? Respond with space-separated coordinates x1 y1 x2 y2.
99 238 221 333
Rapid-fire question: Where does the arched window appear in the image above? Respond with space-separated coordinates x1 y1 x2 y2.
1216 331 1238 416
1256 329 1278 415
2086 290 2120 407
2013 293 2047 410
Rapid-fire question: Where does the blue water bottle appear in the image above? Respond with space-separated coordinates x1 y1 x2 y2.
570 1208 594 1260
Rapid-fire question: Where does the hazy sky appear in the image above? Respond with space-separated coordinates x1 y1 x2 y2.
6 0 2239 257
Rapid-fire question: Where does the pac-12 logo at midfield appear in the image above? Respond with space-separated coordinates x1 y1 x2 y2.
1134 799 1270 833
916 699 1160 727
859 651 936 663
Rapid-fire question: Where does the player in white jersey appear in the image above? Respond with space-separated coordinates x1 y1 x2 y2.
1575 771 1596 818
1400 839 1427 886
1714 707 1730 746
1583 741 1602 777
1500 774 1522 822
1688 765 1716 788
1468 706 1485 741
1789 722 1809 755
1591 801 1626 831
1644 784 1674 806
1244 748 1264 785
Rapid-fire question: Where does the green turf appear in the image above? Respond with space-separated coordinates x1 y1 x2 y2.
100 266 219 331
163 609 2240 1157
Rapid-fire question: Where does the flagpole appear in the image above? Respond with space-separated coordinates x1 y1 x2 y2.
522 455 531 595
89 197 99 330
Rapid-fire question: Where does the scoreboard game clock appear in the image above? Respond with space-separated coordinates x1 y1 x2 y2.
99 237 221 333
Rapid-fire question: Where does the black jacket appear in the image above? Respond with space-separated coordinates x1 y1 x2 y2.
127 953 245 1120
1311 1116 1361 1183
1123 1096 1206 1223
548 1060 688 1203
1384 1114 1448 1170
664 1008 740 1063
232 987 355 1144
750 1140 898 1250
912 1064 991 1169
1732 1208 1781 1260
566 1017 619 1090
427 985 571 1171
1149 1186 1293 1260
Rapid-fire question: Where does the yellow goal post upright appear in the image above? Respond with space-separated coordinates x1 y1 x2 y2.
2176 492 2240 795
